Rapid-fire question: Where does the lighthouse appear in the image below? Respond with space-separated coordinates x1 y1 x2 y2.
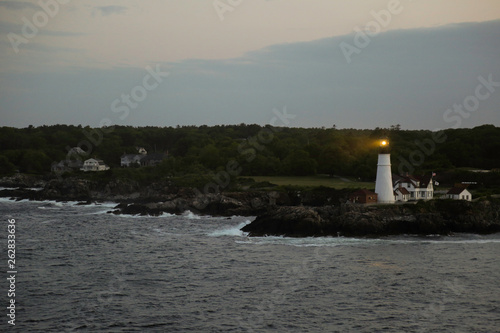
375 140 395 204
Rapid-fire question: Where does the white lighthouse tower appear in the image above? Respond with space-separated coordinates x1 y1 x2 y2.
375 140 395 204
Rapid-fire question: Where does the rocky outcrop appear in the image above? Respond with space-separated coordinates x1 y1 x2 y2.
242 200 500 237
240 206 328 237
0 174 47 188
2 175 500 236
0 176 279 216
110 191 277 216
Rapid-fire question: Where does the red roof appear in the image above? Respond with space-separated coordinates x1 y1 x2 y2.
393 174 433 189
396 187 410 195
351 189 377 196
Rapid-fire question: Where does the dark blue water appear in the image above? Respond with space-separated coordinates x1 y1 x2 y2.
1 198 500 332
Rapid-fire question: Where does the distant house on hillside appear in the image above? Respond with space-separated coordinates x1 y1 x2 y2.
51 147 86 173
446 187 472 201
120 147 147 167
81 158 110 172
393 174 434 201
67 147 86 156
121 154 144 167
140 152 168 167
349 189 378 204
51 159 83 173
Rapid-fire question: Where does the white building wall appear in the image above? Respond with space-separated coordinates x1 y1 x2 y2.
375 154 395 204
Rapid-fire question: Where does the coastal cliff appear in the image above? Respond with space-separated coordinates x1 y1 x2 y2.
241 199 500 237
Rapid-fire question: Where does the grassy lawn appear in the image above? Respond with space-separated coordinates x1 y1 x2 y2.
247 175 375 189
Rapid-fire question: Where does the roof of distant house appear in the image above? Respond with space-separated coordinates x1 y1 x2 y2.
140 152 168 162
393 174 433 188
121 154 143 159
395 187 410 195
68 147 86 155
447 187 468 195
84 158 106 164
350 189 377 196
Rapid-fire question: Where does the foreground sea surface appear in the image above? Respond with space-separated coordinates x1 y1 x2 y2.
1 198 499 332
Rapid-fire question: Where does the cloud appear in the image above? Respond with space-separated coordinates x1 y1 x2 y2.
0 1 41 11
92 5 128 17
0 20 85 38
1 20 499 129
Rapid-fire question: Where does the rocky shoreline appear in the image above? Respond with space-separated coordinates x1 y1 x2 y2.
0 174 289 216
2 174 500 237
241 200 500 237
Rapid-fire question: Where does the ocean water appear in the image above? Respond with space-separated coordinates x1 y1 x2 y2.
1 198 500 332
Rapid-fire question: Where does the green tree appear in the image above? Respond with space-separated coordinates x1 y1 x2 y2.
282 150 317 176
0 155 16 175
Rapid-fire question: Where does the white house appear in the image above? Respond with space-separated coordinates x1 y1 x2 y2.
67 147 86 156
392 174 434 202
120 154 144 167
121 147 148 167
394 187 410 202
81 158 110 172
52 147 86 173
446 187 472 201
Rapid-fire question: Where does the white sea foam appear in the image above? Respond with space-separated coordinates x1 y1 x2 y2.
87 202 118 208
235 234 500 247
208 221 251 237
85 209 112 215
37 201 77 209
112 213 143 218
182 210 201 220
27 187 43 191
0 186 43 191
158 212 176 218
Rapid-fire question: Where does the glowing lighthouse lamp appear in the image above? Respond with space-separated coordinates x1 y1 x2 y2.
375 139 395 204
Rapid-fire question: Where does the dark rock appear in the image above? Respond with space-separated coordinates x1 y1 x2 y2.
3 174 500 236
0 174 47 188
242 206 326 237
242 199 500 237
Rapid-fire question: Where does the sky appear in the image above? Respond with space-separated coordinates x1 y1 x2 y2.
0 0 499 130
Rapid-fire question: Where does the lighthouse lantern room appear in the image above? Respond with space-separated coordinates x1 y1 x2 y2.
375 140 395 204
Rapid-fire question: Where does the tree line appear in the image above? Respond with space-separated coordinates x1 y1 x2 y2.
0 124 499 180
